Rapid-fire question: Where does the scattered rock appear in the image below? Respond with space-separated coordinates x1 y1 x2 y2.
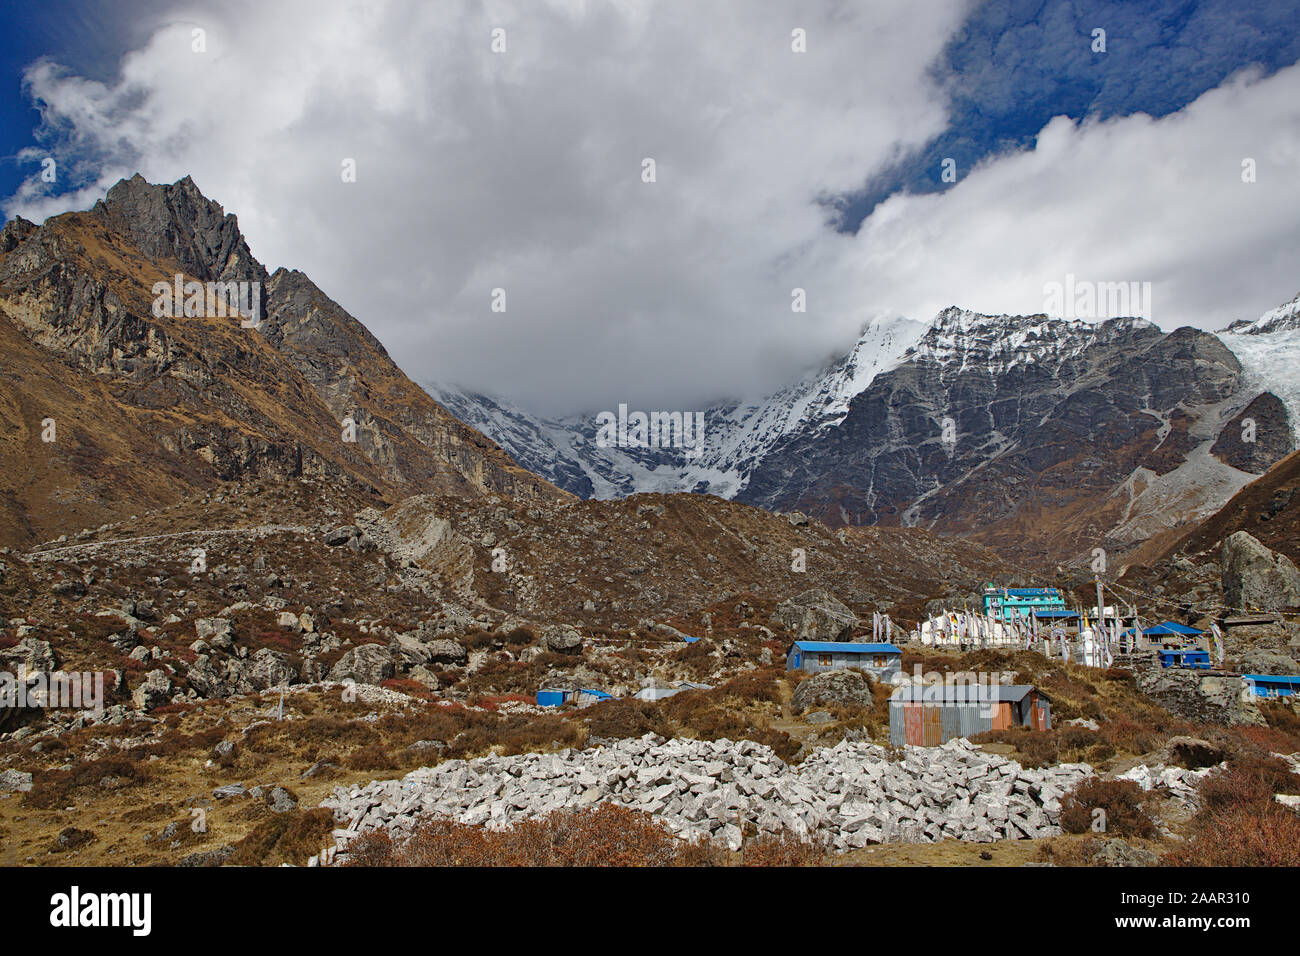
0 769 34 793
772 589 858 641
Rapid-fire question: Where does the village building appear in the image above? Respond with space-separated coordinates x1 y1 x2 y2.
1119 620 1205 652
1157 648 1211 669
786 641 902 681
889 684 1052 747
1241 674 1300 699
981 586 1066 621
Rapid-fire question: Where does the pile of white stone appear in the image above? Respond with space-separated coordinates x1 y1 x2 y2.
313 734 1093 864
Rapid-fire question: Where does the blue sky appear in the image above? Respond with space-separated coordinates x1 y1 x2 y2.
2 1 1299 413
833 0 1300 230
0 1 171 200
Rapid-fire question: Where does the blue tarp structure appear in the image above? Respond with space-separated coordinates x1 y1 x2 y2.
1120 620 1204 640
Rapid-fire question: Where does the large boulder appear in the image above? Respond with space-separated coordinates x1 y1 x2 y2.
773 589 858 641
1221 531 1300 611
248 648 299 690
329 644 395 685
132 670 173 711
184 655 228 698
0 638 56 673
196 618 235 650
541 624 584 655
391 634 467 667
791 669 873 715
425 639 468 665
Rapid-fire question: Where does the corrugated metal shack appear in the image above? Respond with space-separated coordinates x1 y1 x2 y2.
889 684 1052 747
786 641 902 681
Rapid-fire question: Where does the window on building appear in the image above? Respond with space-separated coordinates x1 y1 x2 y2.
873 656 886 667
819 654 832 666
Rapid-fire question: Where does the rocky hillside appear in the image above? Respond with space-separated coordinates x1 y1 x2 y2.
0 175 564 549
737 310 1291 566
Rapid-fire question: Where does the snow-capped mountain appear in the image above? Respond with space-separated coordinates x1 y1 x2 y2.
1220 291 1300 443
428 315 926 499
427 300 1296 565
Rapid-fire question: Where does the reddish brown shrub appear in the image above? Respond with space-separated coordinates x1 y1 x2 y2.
346 804 684 867
740 831 826 866
1059 777 1157 838
1165 803 1300 866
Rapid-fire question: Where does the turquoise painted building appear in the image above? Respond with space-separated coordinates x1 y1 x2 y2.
981 586 1067 622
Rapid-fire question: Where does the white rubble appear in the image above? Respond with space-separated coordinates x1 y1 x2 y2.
1116 762 1221 804
314 734 1094 864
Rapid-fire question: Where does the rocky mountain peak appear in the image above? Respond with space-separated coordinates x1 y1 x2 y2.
92 174 266 285
1225 292 1300 335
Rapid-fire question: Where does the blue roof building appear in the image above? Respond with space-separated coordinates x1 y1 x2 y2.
1242 675 1300 698
786 641 901 681
1157 648 1211 670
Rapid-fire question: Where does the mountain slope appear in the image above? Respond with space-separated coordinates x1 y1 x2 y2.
738 310 1286 565
0 175 565 548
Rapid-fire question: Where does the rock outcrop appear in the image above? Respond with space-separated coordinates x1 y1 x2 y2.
790 669 873 714
772 589 857 641
1221 530 1300 611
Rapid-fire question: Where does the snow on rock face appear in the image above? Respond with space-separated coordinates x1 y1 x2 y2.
1220 291 1300 445
426 314 925 499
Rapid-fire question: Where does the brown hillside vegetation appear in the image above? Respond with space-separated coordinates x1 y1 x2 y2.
0 175 563 549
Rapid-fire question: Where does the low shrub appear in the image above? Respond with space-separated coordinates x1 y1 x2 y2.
1059 777 1157 838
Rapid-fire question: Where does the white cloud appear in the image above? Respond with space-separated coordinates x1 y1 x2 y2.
7 1 1299 417
849 63 1300 333
5 0 968 415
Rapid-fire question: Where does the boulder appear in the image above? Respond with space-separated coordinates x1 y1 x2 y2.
425 639 468 665
1236 647 1299 676
541 624 584 655
132 670 173 711
772 589 857 641
1221 531 1300 611
196 618 235 649
248 648 299 690
0 769 33 792
791 669 872 715
324 525 359 547
1162 736 1227 770
329 644 395 685
184 655 228 698
0 638 56 672
265 785 298 813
